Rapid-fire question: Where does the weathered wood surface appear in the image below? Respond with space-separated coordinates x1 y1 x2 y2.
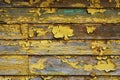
28 40 120 55
0 0 120 8
0 8 120 24
28 24 120 40
0 40 120 55
29 76 120 80
0 24 28 39
0 76 29 80
0 76 119 80
0 56 28 75
0 24 120 40
0 40 29 54
29 56 120 75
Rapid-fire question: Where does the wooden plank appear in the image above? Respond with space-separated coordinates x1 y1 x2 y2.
0 24 28 39
0 0 120 8
29 56 120 75
0 56 28 75
0 8 120 24
0 76 29 80
28 24 120 40
28 40 120 55
29 76 120 80
0 40 29 55
0 76 119 80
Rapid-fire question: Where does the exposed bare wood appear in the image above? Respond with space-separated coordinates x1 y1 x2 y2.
28 24 120 40
29 56 120 75
0 0 120 8
0 8 119 24
27 40 120 55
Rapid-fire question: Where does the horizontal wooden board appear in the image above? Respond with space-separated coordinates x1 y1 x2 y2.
28 24 120 39
27 40 120 55
0 0 120 8
0 40 120 55
0 56 28 75
0 76 29 80
29 76 120 80
0 24 120 40
0 76 119 80
29 56 120 75
0 8 120 24
0 24 28 39
0 40 29 54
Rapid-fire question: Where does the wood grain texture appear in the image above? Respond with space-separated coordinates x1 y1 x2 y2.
0 40 29 55
28 24 120 39
0 0 120 8
0 24 28 39
0 8 120 24
29 76 120 80
0 76 29 80
0 56 28 75
0 76 119 80
29 56 120 75
27 40 120 55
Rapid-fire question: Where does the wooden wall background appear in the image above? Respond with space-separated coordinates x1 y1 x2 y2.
0 0 120 80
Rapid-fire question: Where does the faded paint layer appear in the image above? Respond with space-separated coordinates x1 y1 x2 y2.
0 56 28 75
29 56 120 75
0 8 120 23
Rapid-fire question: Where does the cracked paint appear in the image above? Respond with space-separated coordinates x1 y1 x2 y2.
86 26 96 33
30 58 46 73
95 59 116 72
52 25 74 40
87 9 106 15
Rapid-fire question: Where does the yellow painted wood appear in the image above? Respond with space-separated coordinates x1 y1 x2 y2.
0 0 120 8
0 56 28 75
27 40 120 55
0 8 119 24
29 56 120 75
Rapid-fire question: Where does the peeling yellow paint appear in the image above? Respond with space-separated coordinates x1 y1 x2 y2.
29 8 41 17
1 56 26 60
36 28 47 37
87 9 106 15
86 26 96 33
40 0 54 7
96 56 108 60
43 8 57 14
95 59 116 72
41 76 53 80
91 41 108 55
29 0 40 4
56 56 72 59
84 64 93 71
19 41 30 49
16 16 31 23
88 0 101 8
110 56 119 59
30 59 46 73
20 24 28 38
62 59 82 69
52 25 74 40
71 3 85 7
29 26 47 38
